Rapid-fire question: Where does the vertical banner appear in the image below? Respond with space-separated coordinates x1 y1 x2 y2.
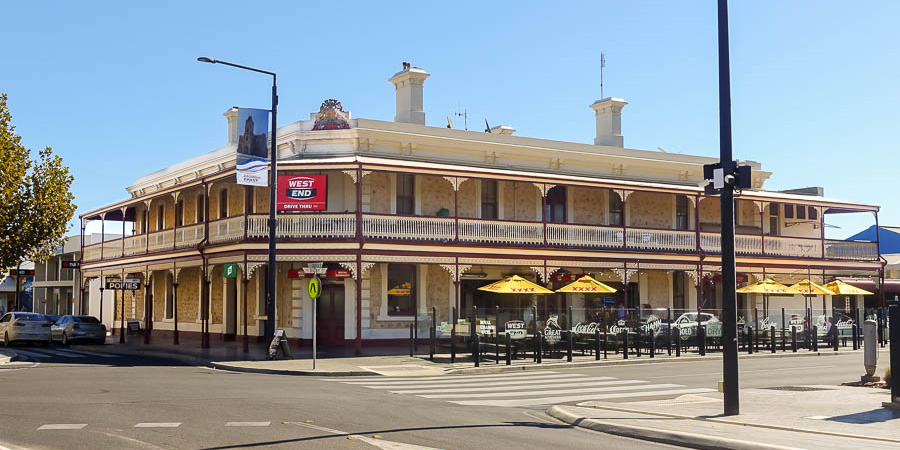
277 175 327 211
235 108 270 187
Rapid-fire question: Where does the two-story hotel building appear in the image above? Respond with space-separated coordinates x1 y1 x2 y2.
78 64 883 353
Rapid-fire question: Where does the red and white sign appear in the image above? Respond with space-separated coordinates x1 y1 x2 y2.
277 175 327 211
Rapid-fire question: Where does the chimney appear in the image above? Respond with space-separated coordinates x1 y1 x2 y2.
589 97 627 147
223 107 239 145
388 62 430 125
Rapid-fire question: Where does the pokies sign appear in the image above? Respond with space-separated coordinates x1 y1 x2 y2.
277 175 327 211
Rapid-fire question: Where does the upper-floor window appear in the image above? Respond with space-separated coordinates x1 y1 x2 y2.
675 195 690 230
784 204 794 219
196 194 205 223
797 204 806 220
140 209 148 234
481 180 498 220
809 206 818 221
156 204 165 230
396 174 415 215
175 199 184 227
544 186 566 223
219 188 228 219
609 191 623 226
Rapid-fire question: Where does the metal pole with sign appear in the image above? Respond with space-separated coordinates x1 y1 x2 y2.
307 273 321 369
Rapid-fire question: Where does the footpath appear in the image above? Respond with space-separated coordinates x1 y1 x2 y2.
548 382 898 450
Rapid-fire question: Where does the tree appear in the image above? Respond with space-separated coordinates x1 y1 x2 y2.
0 93 76 269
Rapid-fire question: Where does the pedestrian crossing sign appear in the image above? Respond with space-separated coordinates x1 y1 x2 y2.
308 277 321 300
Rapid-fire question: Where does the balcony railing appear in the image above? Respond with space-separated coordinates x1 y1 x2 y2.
80 213 881 263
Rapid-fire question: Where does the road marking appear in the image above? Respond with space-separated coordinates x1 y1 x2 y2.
291 421 445 450
42 349 86 358
225 422 271 427
358 374 590 389
390 377 630 394
344 372 577 385
37 424 87 430
419 382 682 399
325 371 561 382
9 349 52 359
646 365 838 379
61 348 119 358
134 422 181 428
450 387 716 407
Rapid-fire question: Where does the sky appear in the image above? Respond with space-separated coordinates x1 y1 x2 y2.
2 0 898 239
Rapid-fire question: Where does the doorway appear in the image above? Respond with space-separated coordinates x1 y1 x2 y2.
224 277 237 340
316 284 345 346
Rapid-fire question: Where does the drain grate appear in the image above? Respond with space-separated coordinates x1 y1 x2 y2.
762 386 834 392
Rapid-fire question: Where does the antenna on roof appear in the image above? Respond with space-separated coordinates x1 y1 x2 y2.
455 108 468 130
446 116 454 129
484 118 492 133
600 52 606 99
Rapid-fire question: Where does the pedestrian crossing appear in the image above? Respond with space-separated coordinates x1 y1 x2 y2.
9 347 119 361
327 370 715 408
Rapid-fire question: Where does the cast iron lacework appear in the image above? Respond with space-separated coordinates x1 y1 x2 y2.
312 99 350 130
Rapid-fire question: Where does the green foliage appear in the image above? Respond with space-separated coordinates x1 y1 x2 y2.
0 93 76 268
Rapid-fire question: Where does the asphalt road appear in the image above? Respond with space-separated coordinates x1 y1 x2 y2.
0 346 877 450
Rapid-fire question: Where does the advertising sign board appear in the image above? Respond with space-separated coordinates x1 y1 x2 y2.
61 260 80 269
277 175 327 211
504 320 527 339
235 108 270 187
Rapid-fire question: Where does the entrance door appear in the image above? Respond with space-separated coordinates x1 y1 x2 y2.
224 278 237 340
316 285 345 346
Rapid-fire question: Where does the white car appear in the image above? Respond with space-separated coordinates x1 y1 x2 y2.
0 312 51 346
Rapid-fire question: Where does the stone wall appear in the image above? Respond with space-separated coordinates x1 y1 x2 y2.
210 266 223 324
628 191 672 228
458 179 477 218
508 182 539 221
699 198 719 226
176 268 201 322
738 199 758 227
152 272 166 322
426 265 451 320
646 271 669 308
253 186 268 214
276 263 293 329
208 181 245 219
420 175 454 216
367 172 391 213
570 187 605 225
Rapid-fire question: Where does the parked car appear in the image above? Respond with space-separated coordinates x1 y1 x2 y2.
654 312 722 346
50 315 106 345
42 314 60 325
0 312 52 346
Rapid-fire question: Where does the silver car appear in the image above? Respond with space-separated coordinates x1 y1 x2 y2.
50 315 106 345
0 312 52 346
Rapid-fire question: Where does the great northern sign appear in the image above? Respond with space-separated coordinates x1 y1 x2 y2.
277 175 327 211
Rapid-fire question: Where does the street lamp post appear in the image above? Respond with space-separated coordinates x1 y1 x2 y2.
198 57 278 344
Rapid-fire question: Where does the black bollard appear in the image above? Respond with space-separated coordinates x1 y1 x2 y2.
852 324 859 350
450 306 457 364
833 327 839 352
698 325 706 356
675 327 681 357
622 330 629 360
505 333 512 366
667 308 673 356
537 331 543 364
650 331 656 358
595 329 601 361
603 327 608 359
474 332 480 367
812 325 818 351
636 329 642 358
791 327 797 353
567 330 573 362
496 334 500 365
747 327 753 354
409 324 415 357
430 306 436 361
770 326 776 353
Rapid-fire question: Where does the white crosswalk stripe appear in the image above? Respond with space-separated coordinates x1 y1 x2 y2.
60 348 119 358
12 348 119 360
9 349 53 359
334 370 715 408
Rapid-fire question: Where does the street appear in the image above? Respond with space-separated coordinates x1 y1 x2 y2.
0 349 876 450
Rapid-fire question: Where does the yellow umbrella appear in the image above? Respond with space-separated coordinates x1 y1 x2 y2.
789 279 834 296
736 278 804 295
387 282 411 296
555 275 617 293
823 280 874 296
478 275 555 294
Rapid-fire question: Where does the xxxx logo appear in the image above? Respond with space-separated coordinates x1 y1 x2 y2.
511 288 536 292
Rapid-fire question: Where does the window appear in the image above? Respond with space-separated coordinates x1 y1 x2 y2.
544 186 566 223
219 189 229 219
673 271 686 310
797 204 806 220
156 204 165 230
784 204 794 219
0 314 10 323
140 209 148 234
164 272 174 320
387 264 415 316
675 195 690 230
481 180 498 219
769 203 779 216
257 266 267 316
196 194 205 223
396 174 415 215
609 191 623 226
175 199 184 227
809 206 818 221
769 216 779 236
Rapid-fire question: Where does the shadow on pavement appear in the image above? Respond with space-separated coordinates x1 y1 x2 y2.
826 407 900 424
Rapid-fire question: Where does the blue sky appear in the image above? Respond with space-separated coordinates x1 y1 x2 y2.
2 1 897 239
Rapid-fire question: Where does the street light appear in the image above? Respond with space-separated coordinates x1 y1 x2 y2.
197 57 278 345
